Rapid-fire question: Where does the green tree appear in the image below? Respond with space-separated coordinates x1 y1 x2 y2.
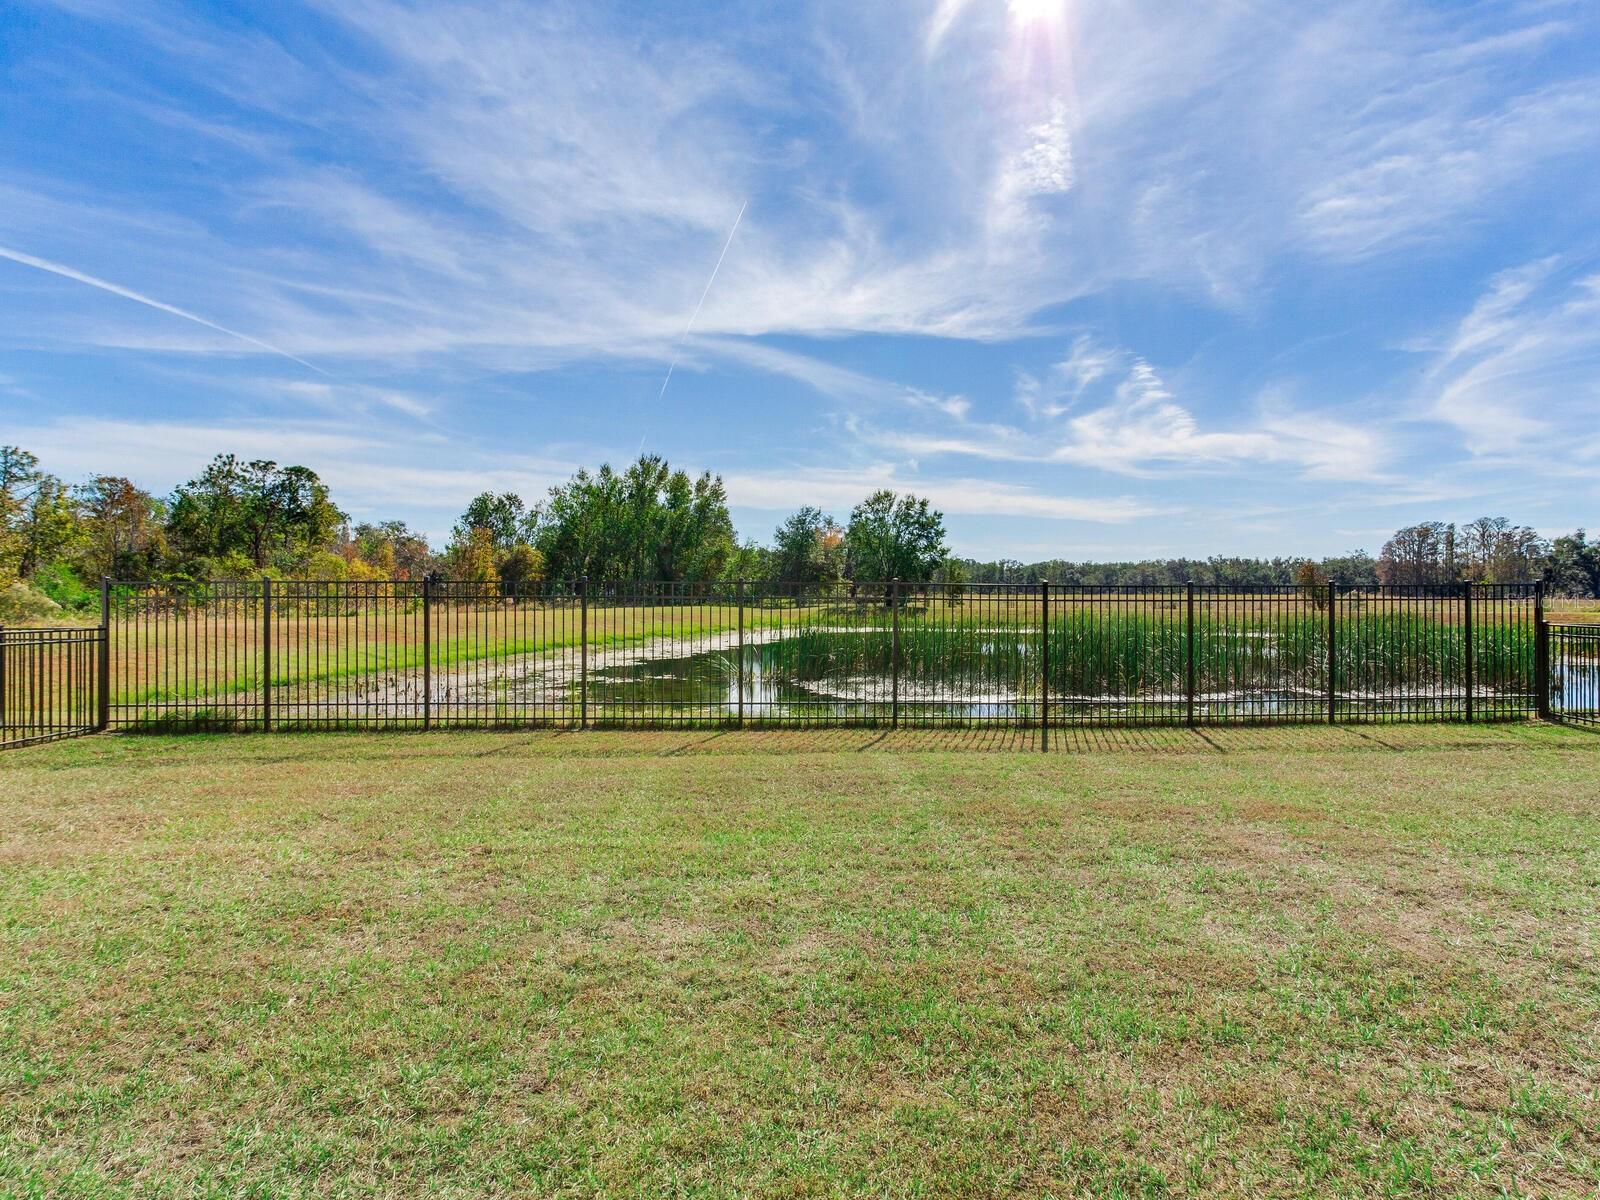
772 507 845 584
844 490 947 587
1377 522 1455 586
14 473 83 580
0 447 85 583
0 446 42 581
720 539 774 583
454 492 533 554
167 456 345 572
535 455 735 583
1550 530 1600 598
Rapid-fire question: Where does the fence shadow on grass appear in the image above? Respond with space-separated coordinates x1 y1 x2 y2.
517 722 1577 758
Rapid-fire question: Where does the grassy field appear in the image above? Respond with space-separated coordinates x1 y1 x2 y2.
3 726 1598 1198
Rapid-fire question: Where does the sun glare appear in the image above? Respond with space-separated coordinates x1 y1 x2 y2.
1008 0 1063 25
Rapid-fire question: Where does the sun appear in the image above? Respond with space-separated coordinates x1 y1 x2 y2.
1007 0 1064 24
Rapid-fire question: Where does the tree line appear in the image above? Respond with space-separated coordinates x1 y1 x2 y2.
956 519 1597 596
2 441 1595 619
0 445 950 616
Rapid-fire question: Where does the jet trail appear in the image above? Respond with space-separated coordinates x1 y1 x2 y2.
636 201 748 456
656 200 747 404
0 244 331 376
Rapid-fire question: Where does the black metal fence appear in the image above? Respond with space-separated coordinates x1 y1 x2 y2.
81 578 1559 737
0 625 105 749
1547 622 1599 727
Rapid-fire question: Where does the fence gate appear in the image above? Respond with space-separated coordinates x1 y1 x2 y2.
1545 623 1599 728
0 626 106 750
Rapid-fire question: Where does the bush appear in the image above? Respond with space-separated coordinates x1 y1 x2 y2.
0 581 64 622
33 561 96 612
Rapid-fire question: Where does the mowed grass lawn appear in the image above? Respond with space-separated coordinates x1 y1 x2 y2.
2 726 1598 1199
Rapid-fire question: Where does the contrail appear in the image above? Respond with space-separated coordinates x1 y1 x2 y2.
0 244 331 376
638 200 747 455
657 201 747 402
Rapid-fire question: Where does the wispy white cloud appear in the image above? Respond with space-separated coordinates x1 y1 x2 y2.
721 462 1155 523
862 337 1389 481
1420 258 1600 454
7 0 1596 366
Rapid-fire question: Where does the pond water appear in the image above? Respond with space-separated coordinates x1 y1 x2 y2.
1555 663 1599 713
556 639 1575 721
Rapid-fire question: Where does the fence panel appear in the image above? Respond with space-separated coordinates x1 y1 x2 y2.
584 581 742 727
1195 586 1329 724
1548 623 1599 728
432 580 584 728
270 580 424 728
739 582 891 726
1048 587 1184 726
1337 586 1467 722
92 576 1554 733
896 583 1034 726
108 581 263 730
1471 583 1537 721
0 626 103 749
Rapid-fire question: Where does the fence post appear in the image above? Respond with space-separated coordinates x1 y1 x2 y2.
98 577 111 732
261 576 273 733
736 579 745 729
1534 577 1549 721
421 576 432 731
1327 580 1337 725
1185 580 1196 728
1463 581 1474 724
0 626 6 737
579 575 589 729
891 579 901 730
1040 579 1050 752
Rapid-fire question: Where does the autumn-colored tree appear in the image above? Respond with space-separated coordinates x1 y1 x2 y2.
451 525 498 585
498 543 545 595
76 475 167 580
1294 561 1328 609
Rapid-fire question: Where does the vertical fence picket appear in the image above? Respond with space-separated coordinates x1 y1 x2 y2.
579 575 588 729
422 576 433 731
1185 581 1196 728
1040 579 1050 752
261 577 273 733
1327 581 1337 724
736 580 745 729
890 579 901 731
98 577 111 731
1534 579 1548 720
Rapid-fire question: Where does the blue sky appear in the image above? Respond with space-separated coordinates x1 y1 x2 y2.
2 0 1598 559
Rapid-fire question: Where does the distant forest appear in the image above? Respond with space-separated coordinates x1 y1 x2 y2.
2 443 1596 619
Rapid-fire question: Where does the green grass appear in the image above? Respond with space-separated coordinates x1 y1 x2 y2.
111 603 814 706
3 726 1598 1197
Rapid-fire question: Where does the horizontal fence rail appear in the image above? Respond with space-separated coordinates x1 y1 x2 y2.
81 578 1558 738
1547 623 1599 728
0 625 104 749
